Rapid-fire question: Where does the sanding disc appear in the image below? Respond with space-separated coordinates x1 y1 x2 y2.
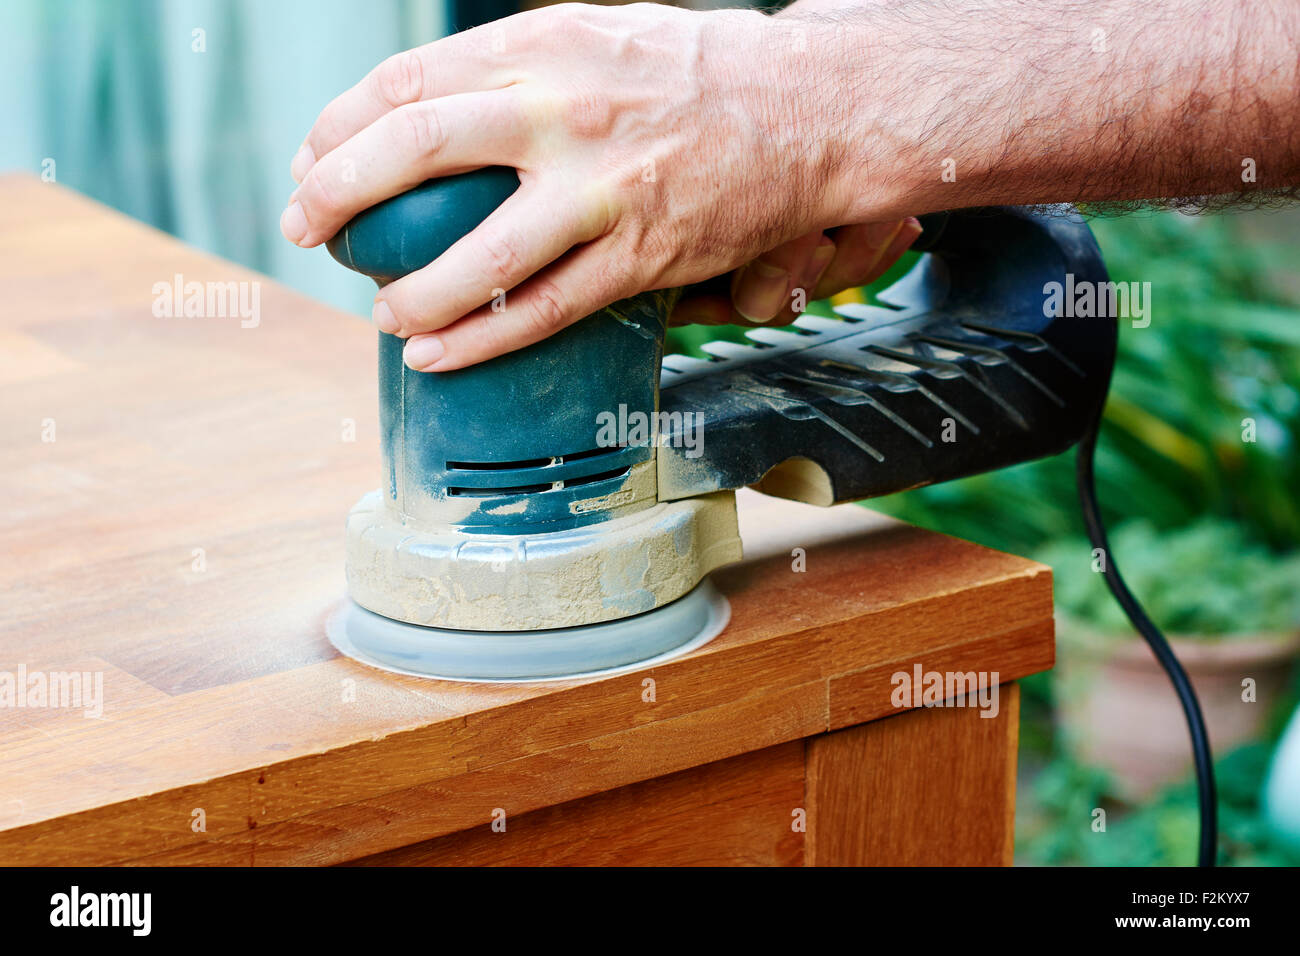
326 579 730 683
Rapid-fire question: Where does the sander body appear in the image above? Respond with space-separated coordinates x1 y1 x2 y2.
325 168 1116 680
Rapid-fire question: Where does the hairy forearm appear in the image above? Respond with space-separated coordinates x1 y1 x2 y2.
775 0 1300 220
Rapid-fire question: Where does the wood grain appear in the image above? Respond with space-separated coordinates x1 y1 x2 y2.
345 741 806 867
0 176 1054 865
806 683 1021 866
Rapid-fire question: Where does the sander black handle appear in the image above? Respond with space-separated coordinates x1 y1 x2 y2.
656 206 1119 505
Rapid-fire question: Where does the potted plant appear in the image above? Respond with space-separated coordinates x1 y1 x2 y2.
1040 519 1300 799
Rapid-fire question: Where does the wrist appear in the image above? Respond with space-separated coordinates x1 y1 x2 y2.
803 9 958 223
741 7 939 226
707 9 873 229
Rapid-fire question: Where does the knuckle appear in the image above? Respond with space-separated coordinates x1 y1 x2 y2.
559 86 613 139
311 102 345 153
617 222 670 278
504 6 551 41
301 164 343 220
396 101 445 157
595 244 637 291
541 3 580 33
519 280 568 337
373 50 425 107
477 227 527 285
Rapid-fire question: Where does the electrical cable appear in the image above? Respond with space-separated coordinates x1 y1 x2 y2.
1075 403 1218 867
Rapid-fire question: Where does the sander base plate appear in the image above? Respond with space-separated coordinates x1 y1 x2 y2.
326 579 729 683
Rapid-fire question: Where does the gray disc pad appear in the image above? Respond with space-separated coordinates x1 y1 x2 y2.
326 579 730 683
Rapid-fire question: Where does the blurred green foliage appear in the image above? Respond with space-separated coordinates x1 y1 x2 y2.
1018 742 1300 866
1039 518 1300 634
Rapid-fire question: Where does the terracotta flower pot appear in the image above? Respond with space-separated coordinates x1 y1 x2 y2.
1054 619 1300 800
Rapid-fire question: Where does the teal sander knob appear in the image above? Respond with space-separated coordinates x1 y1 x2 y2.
326 167 668 535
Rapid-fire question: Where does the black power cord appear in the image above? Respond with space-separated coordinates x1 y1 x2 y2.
1075 403 1219 867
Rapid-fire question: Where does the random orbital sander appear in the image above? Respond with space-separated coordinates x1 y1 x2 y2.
324 167 1116 681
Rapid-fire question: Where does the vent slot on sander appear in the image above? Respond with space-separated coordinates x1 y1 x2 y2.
445 445 631 497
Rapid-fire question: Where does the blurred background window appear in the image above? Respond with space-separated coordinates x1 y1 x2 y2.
1 0 452 316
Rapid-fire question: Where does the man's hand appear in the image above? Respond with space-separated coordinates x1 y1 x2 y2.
671 218 921 327
281 3 912 371
285 0 1300 370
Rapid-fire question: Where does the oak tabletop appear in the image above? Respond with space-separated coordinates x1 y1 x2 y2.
0 175 1053 864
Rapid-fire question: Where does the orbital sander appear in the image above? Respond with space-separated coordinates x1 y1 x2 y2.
323 167 1116 681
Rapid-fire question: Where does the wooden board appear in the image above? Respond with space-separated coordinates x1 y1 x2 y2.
0 176 1055 865
347 741 806 867
807 684 1021 866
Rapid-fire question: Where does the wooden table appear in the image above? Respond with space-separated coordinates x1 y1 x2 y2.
0 176 1055 866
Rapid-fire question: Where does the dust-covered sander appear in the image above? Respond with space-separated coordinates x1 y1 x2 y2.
324 168 1116 681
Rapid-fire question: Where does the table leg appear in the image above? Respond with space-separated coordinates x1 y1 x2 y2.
806 682 1020 866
